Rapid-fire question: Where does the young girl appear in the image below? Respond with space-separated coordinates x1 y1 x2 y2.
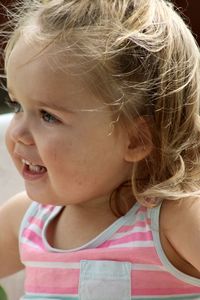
0 0 200 299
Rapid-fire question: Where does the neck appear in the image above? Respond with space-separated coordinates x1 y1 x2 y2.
47 200 118 250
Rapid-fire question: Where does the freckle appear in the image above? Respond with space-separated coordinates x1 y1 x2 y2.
53 150 57 162
75 178 84 186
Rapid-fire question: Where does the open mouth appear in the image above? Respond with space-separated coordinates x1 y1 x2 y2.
22 159 47 174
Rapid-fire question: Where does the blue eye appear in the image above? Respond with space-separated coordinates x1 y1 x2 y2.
5 97 23 113
40 110 59 123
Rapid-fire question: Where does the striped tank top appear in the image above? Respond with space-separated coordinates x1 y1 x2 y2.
19 201 200 300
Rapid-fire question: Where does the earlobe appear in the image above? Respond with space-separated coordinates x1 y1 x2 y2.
124 117 153 163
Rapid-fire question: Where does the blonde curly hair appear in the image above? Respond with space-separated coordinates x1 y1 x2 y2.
2 0 200 214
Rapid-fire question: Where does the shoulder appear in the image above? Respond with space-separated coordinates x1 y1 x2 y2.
0 191 32 238
160 197 200 275
0 192 32 277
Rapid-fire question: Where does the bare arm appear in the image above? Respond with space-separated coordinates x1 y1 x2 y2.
0 191 32 278
161 197 200 277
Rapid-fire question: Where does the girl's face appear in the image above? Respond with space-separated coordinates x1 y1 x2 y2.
6 38 132 207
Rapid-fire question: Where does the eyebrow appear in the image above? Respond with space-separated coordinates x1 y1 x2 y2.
37 100 75 114
7 88 75 114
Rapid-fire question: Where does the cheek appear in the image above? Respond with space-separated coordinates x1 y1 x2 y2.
40 138 74 167
42 138 92 181
5 125 14 156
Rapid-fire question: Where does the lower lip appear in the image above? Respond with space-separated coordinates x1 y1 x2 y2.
22 165 47 181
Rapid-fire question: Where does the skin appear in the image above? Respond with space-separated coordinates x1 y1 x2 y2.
0 36 150 275
160 198 200 279
5 39 132 208
0 36 200 280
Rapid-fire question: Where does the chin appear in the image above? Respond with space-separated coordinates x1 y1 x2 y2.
26 189 66 207
25 188 49 204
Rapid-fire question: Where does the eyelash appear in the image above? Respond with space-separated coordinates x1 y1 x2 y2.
5 97 22 113
5 97 60 124
40 110 59 124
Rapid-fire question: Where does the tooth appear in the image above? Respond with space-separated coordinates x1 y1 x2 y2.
29 165 40 172
29 165 46 173
22 158 46 173
22 159 31 165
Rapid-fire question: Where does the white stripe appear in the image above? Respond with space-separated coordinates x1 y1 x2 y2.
37 206 53 220
24 292 78 298
132 295 200 299
132 263 165 271
21 237 42 250
21 294 200 300
126 211 149 226
25 261 80 269
27 223 42 235
24 260 164 272
109 240 154 248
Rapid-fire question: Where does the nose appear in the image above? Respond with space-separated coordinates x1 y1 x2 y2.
7 115 34 146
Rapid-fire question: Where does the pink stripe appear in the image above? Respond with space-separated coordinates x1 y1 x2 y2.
28 217 45 229
25 267 200 296
98 231 153 248
26 286 77 295
25 267 79 295
21 246 162 265
22 229 44 249
40 204 55 211
131 270 200 295
133 287 200 296
138 206 147 212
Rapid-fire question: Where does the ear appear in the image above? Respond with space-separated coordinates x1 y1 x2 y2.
124 117 153 163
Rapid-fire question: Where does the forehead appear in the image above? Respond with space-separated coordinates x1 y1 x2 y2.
6 37 103 111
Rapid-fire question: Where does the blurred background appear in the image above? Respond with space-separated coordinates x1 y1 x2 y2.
0 0 200 114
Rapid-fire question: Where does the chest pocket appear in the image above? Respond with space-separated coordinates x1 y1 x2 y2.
79 260 132 300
